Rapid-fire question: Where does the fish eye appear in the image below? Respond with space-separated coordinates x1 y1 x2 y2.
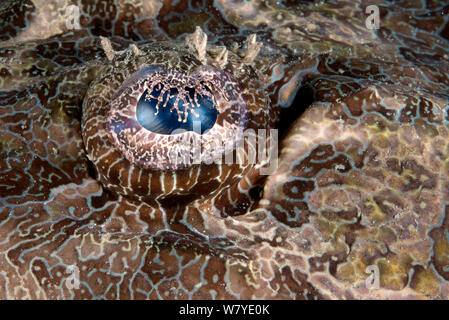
81 40 269 201
135 76 218 135
106 64 246 171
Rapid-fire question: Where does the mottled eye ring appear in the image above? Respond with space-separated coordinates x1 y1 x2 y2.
107 65 246 170
82 41 268 201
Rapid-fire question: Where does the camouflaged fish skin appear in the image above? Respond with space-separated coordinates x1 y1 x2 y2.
1 0 449 299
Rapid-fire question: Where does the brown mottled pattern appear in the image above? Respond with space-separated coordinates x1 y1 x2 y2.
0 0 449 300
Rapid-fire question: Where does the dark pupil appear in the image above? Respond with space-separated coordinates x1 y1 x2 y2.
136 83 218 135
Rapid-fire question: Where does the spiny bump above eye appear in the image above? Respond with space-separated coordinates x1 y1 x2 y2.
100 36 143 62
243 34 262 64
215 46 228 68
130 44 143 57
185 27 261 67
186 26 208 63
100 36 116 61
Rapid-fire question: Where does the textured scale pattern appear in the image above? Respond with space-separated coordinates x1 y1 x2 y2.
1 0 449 299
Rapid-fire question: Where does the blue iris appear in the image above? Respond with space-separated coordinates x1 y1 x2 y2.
136 83 218 135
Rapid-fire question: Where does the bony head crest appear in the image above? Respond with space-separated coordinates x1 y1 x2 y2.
100 36 143 62
185 26 262 67
100 27 261 68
